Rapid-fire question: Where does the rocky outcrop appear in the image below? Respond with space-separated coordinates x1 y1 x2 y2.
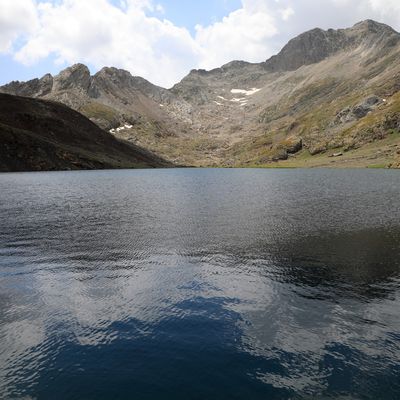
52 63 91 92
264 20 399 73
259 136 303 163
264 28 349 72
1 73 53 97
332 96 382 126
391 154 400 168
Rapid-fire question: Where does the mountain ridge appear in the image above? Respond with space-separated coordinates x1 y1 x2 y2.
2 19 400 168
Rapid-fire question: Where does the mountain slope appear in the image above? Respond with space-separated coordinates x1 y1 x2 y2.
2 19 400 168
0 63 206 165
0 93 171 172
170 19 400 167
0 64 193 158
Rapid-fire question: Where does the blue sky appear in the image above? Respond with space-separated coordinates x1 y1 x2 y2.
123 0 243 33
153 0 242 33
1 0 400 87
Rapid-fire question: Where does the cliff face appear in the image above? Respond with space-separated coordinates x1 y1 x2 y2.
0 93 171 172
2 20 400 168
263 20 400 72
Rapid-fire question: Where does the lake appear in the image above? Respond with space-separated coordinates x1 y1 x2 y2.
0 168 399 399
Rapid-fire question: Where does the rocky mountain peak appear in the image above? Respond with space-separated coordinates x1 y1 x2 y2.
92 66 167 101
221 60 251 70
352 19 396 34
263 19 400 73
264 27 349 72
53 63 91 92
96 66 132 82
348 19 400 48
0 72 54 98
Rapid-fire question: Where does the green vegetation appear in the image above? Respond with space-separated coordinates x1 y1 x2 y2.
80 102 120 125
367 164 387 169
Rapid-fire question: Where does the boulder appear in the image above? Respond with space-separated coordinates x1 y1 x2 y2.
332 96 382 126
283 136 303 154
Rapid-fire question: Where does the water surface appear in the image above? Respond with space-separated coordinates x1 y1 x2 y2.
0 169 400 399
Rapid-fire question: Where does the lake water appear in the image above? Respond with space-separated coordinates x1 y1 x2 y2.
0 168 400 400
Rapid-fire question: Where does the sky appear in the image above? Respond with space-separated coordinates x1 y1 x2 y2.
1 0 400 88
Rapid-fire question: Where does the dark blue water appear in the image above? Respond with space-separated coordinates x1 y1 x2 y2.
0 169 400 400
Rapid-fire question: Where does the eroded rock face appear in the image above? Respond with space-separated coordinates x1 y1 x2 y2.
91 67 176 104
1 73 53 97
264 28 350 72
264 20 399 73
53 63 91 92
333 96 382 125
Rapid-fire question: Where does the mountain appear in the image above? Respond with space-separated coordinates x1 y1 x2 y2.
1 64 191 130
2 19 400 168
170 19 400 167
0 93 171 172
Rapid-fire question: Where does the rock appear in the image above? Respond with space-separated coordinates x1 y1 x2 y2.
264 20 397 73
381 113 400 131
389 154 400 169
0 73 53 98
264 28 349 72
329 152 343 158
309 145 327 156
53 63 91 92
353 96 381 118
283 136 303 154
333 96 382 125
272 148 289 161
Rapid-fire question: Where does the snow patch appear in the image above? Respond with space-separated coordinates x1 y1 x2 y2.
217 96 227 101
214 101 223 106
231 88 261 96
110 124 133 134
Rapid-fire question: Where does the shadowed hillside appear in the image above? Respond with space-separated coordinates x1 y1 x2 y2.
0 93 171 172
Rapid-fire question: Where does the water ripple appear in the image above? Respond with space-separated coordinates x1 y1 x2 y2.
0 169 400 399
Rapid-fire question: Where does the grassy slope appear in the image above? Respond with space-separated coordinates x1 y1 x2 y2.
230 75 400 169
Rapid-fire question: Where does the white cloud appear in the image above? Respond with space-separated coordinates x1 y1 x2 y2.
280 7 294 22
195 6 278 69
0 0 38 53
1 0 400 87
368 0 400 18
14 0 200 87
